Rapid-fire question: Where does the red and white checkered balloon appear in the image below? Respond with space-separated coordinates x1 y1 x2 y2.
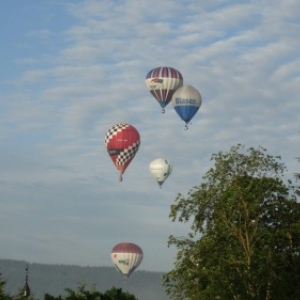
105 123 140 181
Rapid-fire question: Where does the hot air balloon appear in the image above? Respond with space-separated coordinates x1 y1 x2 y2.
145 66 183 113
149 158 172 188
111 242 143 283
104 123 140 181
171 85 202 129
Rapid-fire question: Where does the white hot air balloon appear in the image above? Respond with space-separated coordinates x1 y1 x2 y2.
149 158 172 188
111 242 143 283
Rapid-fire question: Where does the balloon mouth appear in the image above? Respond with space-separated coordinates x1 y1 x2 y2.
117 167 125 181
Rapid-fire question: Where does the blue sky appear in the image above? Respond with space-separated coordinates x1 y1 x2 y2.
0 0 300 273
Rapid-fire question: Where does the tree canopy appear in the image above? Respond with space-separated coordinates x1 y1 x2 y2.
295 157 300 182
0 275 138 300
44 286 138 300
164 144 300 300
0 274 11 300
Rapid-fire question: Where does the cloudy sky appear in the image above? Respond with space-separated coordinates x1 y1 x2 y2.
0 0 299 273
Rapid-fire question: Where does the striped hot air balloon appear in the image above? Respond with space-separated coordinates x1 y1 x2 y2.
111 242 143 282
145 66 183 113
104 123 140 181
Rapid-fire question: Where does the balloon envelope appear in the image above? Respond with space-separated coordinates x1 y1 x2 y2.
172 85 202 129
111 242 143 279
145 66 183 113
149 158 172 188
104 123 140 181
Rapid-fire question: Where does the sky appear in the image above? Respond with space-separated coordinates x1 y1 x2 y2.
0 0 300 274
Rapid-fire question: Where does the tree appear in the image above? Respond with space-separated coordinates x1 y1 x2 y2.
103 286 138 300
44 293 63 300
163 144 300 300
295 157 300 181
0 272 12 300
44 285 138 300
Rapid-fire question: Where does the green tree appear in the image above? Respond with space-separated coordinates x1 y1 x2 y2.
295 157 300 181
44 285 137 300
103 287 138 300
44 293 63 300
0 273 12 300
163 144 300 300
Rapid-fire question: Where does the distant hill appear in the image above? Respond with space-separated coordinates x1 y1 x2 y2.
0 259 170 300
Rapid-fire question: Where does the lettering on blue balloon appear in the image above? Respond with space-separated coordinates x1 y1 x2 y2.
175 97 196 105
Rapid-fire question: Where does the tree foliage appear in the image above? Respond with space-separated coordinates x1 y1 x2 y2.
295 157 300 182
0 272 138 300
0 273 11 300
44 285 138 300
163 144 300 300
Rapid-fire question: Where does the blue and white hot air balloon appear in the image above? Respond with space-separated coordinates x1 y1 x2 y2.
171 85 202 129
